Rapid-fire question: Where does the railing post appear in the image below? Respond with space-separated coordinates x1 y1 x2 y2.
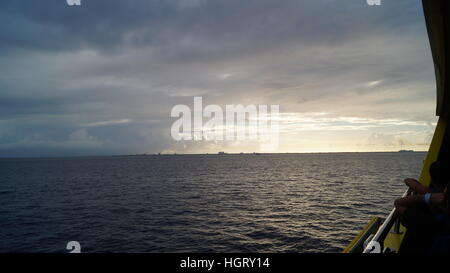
391 217 403 234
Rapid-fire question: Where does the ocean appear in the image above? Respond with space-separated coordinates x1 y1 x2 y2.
0 152 425 253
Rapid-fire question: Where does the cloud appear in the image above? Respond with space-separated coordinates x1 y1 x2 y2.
0 0 438 156
85 119 132 127
365 131 431 148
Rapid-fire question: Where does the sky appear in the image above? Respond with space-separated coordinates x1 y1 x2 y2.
0 0 439 157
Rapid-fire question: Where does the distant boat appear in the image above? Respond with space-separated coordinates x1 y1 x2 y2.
218 151 226 155
398 150 414 153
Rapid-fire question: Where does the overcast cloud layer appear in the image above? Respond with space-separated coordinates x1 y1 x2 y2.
0 0 437 157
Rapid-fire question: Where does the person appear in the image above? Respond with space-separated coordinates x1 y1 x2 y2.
403 161 448 194
394 190 446 253
394 161 449 253
429 188 450 253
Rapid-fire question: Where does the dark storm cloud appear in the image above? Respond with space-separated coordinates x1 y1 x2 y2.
0 0 422 53
0 0 437 156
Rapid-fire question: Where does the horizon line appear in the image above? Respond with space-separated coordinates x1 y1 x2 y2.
0 150 428 160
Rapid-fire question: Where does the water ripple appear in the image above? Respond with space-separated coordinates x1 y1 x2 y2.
0 152 425 252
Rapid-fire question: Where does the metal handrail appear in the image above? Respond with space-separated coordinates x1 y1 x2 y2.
363 189 409 253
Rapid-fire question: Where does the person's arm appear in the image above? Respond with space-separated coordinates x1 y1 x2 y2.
394 193 445 215
394 195 424 215
404 178 432 194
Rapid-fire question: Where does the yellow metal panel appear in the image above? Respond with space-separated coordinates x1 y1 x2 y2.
342 217 381 253
418 117 447 186
383 224 407 252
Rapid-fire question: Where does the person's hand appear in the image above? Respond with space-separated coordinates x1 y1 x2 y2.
404 178 418 187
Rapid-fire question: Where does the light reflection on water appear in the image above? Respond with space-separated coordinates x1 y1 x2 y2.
0 152 425 252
